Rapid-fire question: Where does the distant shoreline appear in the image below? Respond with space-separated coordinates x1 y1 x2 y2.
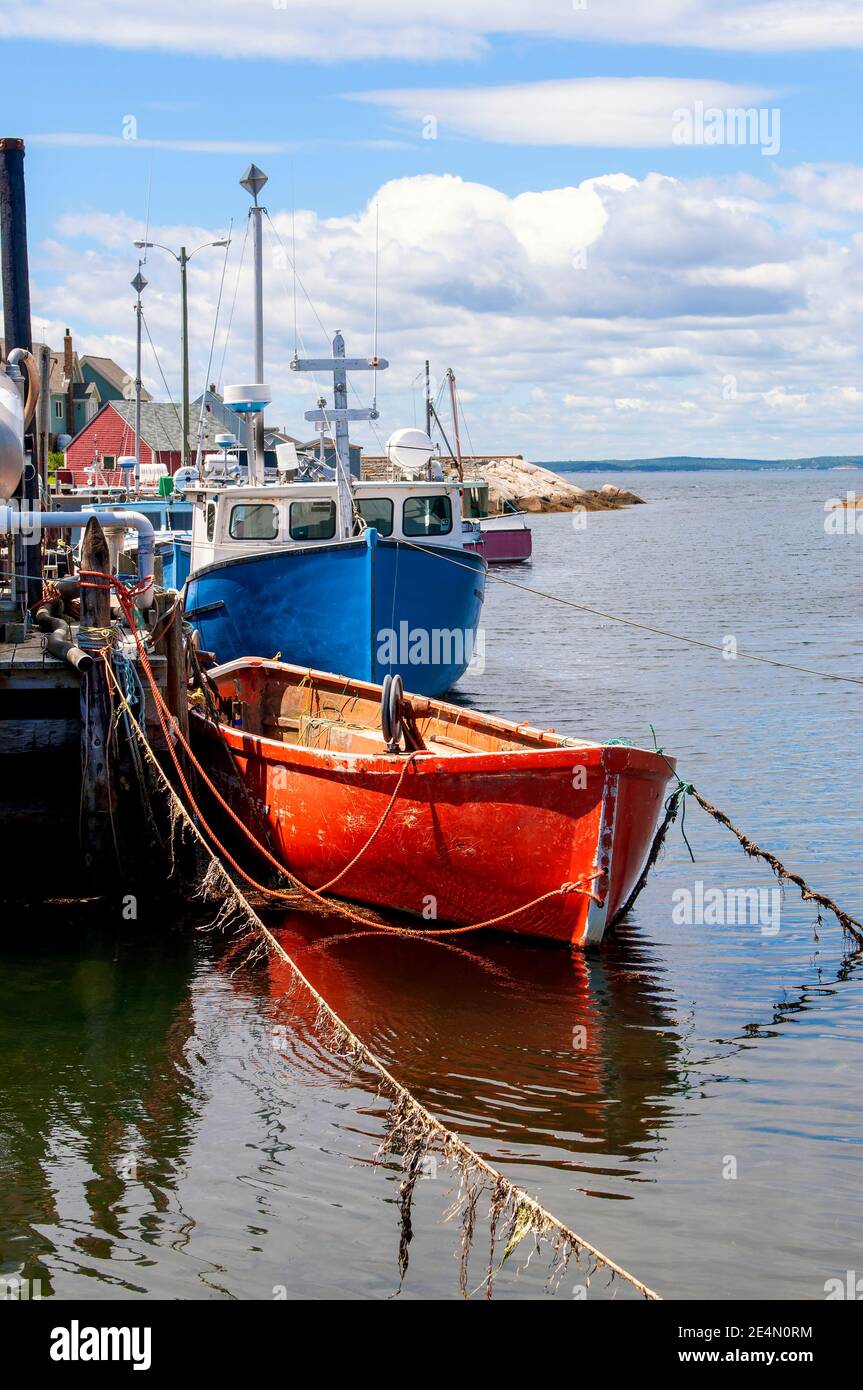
537 456 863 473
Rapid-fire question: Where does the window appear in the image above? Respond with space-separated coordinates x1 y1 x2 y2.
168 507 192 532
206 503 217 542
54 400 63 419
403 494 453 537
102 455 115 467
229 503 278 541
462 485 486 520
356 497 394 536
289 498 336 541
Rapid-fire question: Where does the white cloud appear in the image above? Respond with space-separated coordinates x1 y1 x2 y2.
29 166 863 459
351 78 773 147
3 0 862 61
780 163 863 219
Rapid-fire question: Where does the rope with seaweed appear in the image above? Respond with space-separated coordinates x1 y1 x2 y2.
686 785 863 948
606 749 863 949
104 655 663 1301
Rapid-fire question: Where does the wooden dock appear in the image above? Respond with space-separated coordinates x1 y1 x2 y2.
0 626 168 902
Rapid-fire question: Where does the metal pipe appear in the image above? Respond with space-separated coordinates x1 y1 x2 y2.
0 139 32 359
7 347 39 429
37 342 50 494
0 506 155 608
33 601 93 673
1 140 41 615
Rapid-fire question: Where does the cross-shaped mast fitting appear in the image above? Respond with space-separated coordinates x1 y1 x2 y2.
292 331 389 537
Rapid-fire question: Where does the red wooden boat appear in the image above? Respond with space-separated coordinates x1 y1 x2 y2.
191 659 675 948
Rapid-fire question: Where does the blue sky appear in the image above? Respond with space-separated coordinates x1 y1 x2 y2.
3 2 863 458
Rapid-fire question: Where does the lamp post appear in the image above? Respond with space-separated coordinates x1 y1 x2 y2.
131 266 147 489
133 236 230 468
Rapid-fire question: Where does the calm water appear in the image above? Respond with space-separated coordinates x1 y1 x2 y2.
3 468 863 1301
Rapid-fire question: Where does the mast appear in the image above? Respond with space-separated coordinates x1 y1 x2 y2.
179 247 190 470
131 267 147 489
240 163 268 484
292 334 389 539
425 358 431 436
447 368 464 482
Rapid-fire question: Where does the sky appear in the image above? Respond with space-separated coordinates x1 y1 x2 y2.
2 0 863 459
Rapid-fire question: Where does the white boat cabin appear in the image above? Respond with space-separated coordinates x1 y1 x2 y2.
184 478 477 570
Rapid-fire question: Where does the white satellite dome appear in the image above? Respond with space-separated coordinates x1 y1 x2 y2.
224 383 271 414
386 427 434 477
173 466 201 493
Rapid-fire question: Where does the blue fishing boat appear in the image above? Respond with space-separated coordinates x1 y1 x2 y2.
176 162 486 697
180 476 486 695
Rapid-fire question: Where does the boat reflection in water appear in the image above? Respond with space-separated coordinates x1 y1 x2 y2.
258 910 687 1189
0 911 687 1300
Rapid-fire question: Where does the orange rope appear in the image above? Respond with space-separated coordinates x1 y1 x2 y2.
102 577 602 938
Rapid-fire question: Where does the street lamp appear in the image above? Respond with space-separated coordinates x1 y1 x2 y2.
133 237 230 467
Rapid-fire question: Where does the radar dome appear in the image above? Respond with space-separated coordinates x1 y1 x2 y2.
385 428 434 477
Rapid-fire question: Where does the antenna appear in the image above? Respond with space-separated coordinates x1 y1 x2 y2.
142 159 153 265
291 172 298 357
372 202 380 415
292 333 389 539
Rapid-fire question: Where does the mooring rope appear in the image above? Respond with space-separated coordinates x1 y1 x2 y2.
398 539 863 689
103 658 662 1300
609 782 689 930
613 749 863 950
686 785 863 948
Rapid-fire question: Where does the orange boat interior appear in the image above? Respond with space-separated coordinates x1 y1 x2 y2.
207 660 598 760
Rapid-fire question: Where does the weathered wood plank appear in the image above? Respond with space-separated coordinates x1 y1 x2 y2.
0 718 78 754
78 518 117 879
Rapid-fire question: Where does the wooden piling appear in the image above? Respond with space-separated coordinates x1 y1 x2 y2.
154 590 189 742
78 517 118 878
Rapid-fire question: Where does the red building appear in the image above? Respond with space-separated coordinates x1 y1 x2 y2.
63 396 248 487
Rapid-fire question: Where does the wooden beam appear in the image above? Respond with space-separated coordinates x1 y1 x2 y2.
78 517 117 880
154 590 189 742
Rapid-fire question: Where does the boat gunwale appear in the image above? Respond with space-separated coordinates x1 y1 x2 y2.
195 658 676 782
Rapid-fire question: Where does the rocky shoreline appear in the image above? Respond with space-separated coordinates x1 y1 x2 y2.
449 456 645 514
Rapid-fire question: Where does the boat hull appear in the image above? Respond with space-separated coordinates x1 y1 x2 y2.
192 660 674 948
467 518 533 564
182 530 486 697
